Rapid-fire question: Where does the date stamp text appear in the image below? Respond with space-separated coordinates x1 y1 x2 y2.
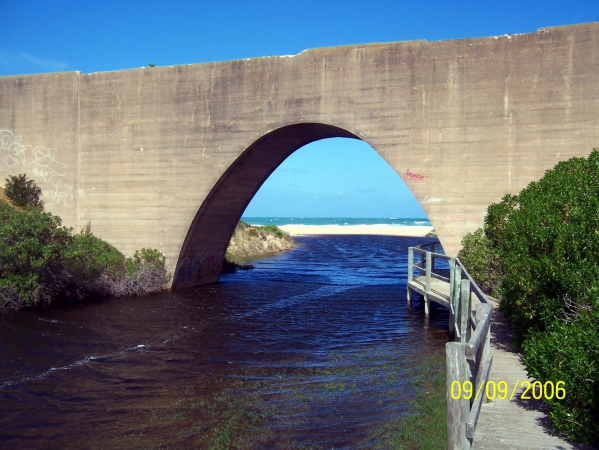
450 380 566 401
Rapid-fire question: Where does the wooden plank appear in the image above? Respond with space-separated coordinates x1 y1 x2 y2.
466 303 493 360
432 253 453 261
425 251 432 315
432 272 451 282
460 279 471 343
425 252 432 294
471 302 580 449
452 265 462 341
449 258 456 339
411 247 453 262
407 247 413 306
447 342 472 450
467 352 493 439
408 247 414 282
408 278 451 307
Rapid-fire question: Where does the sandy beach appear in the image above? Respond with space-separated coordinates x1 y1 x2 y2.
279 225 434 237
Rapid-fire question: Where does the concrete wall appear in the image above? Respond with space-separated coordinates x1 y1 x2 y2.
0 23 598 289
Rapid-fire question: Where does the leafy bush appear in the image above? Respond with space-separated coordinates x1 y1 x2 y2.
522 309 599 443
457 228 503 297
0 176 171 312
496 150 599 337
100 248 170 297
65 223 127 297
457 148 599 443
4 174 44 209
0 203 72 309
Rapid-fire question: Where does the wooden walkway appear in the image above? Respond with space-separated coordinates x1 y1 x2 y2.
406 242 597 449
410 273 480 310
471 297 595 450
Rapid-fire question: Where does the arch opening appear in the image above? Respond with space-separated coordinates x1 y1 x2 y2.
172 123 430 290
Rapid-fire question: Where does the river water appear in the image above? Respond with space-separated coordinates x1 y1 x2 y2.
0 235 449 449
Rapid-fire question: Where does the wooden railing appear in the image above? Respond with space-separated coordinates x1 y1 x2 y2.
408 241 493 450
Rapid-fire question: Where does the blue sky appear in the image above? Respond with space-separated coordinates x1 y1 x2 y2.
1 1 597 218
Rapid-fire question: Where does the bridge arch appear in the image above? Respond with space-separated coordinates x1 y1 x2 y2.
173 122 423 290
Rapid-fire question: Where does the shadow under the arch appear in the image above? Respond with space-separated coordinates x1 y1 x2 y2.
172 123 361 291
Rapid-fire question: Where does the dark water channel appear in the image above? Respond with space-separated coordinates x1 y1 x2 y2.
0 235 449 449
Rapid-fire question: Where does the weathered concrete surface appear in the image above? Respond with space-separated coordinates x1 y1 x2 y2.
0 23 598 289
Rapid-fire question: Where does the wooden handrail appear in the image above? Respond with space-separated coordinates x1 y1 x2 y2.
409 241 494 449
466 303 492 360
412 247 454 261
410 241 489 306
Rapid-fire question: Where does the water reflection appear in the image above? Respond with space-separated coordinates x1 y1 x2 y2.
0 235 448 448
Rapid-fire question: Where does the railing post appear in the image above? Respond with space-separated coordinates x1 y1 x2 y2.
460 279 471 343
448 257 456 340
425 251 432 315
447 342 472 450
431 242 435 270
452 264 462 341
474 303 493 403
407 247 414 306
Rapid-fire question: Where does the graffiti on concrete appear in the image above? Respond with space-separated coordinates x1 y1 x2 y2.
404 168 426 188
422 196 442 204
0 130 68 204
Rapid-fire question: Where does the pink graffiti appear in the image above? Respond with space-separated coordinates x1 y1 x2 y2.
404 169 425 184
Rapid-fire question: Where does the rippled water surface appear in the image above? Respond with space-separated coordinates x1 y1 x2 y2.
0 235 449 449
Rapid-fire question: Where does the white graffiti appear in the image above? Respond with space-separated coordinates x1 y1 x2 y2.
42 189 68 204
0 130 68 203
422 196 442 204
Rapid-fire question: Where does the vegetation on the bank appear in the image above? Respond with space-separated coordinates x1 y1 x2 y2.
4 173 44 209
457 149 599 444
0 174 170 312
374 351 446 449
222 220 295 272
425 228 437 237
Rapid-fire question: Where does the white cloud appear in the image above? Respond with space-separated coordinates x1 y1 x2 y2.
19 52 69 71
0 50 69 71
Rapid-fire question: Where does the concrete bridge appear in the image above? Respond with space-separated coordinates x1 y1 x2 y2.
0 23 598 289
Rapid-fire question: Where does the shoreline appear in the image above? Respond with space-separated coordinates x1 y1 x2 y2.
279 225 434 237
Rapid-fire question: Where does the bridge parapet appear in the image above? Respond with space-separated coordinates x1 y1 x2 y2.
1 23 598 288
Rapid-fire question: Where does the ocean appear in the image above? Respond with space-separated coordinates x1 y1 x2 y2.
241 216 432 228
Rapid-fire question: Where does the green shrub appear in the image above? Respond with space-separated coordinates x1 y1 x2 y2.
65 223 127 296
0 175 171 311
457 228 503 297
425 229 437 237
125 248 166 273
4 174 44 209
496 150 599 338
260 224 284 238
457 148 599 443
101 248 170 297
0 203 72 309
522 310 599 443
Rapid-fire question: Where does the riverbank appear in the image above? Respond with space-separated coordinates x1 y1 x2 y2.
224 221 296 268
373 350 446 449
279 224 434 237
0 181 170 313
